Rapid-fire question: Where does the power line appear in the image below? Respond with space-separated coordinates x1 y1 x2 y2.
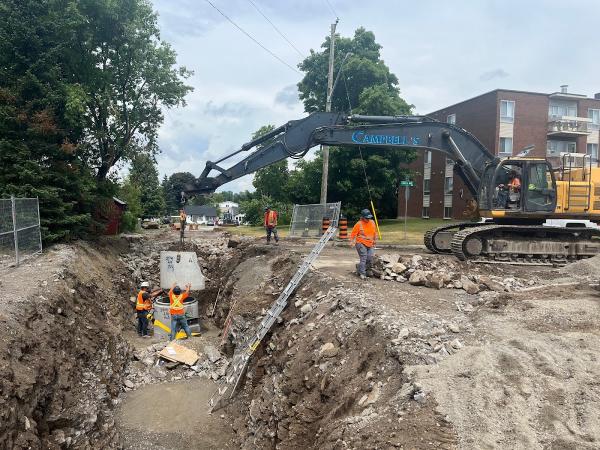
324 0 338 19
246 0 305 58
203 0 299 74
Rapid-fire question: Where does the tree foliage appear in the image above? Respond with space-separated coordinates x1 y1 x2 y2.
162 172 196 214
0 0 93 243
127 154 165 218
65 0 193 180
295 27 416 218
251 125 290 203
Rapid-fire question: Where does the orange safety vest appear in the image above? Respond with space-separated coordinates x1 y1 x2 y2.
264 210 277 227
169 290 188 316
509 178 521 191
351 219 377 248
136 291 152 311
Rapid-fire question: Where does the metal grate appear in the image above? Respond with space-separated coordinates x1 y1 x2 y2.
289 202 341 237
0 197 42 268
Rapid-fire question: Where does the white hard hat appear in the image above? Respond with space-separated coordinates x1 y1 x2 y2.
140 281 150 288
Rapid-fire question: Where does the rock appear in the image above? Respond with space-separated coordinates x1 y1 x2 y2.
150 366 167 379
203 345 222 363
398 327 410 339
396 276 407 283
227 237 241 248
479 276 506 292
450 339 463 349
448 323 460 333
427 272 445 290
319 342 339 358
123 379 135 389
365 371 374 380
23 416 31 431
391 262 407 274
411 255 423 267
413 391 426 403
294 299 304 307
409 270 427 286
460 276 480 295
142 357 154 367
52 429 66 445
300 304 313 314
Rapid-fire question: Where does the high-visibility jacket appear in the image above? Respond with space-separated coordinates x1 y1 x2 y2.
264 210 278 227
169 289 189 315
350 219 377 248
180 212 187 223
509 177 521 191
136 291 152 311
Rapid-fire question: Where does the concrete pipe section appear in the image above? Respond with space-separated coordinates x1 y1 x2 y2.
153 296 201 339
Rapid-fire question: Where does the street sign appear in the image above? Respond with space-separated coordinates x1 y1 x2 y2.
400 180 414 187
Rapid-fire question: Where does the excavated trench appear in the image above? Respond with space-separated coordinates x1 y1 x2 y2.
0 232 456 449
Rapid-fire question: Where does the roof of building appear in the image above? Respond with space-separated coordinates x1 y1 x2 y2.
112 197 127 206
184 205 218 216
428 88 600 115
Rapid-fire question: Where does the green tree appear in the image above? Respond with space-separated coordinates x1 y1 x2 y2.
296 27 415 218
162 172 196 214
251 125 290 202
65 0 193 180
0 0 93 243
128 154 165 217
119 175 142 231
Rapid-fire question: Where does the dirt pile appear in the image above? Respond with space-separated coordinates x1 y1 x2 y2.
559 254 600 280
0 240 135 449
373 253 537 294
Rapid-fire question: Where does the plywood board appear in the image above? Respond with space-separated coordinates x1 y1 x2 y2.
159 342 199 366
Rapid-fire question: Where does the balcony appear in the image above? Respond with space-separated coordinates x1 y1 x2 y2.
547 116 592 137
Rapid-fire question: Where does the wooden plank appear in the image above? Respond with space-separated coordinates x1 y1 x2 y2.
159 342 199 366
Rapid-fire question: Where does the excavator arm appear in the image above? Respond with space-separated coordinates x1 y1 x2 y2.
185 112 498 197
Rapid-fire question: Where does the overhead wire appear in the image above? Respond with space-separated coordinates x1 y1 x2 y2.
203 0 299 74
246 0 305 58
324 0 339 19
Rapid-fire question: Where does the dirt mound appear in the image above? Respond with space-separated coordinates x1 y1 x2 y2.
559 254 600 279
0 239 134 449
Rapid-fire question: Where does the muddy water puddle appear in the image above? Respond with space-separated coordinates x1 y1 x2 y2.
117 378 236 449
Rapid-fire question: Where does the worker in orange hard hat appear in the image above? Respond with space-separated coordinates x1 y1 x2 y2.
136 281 156 337
169 282 192 340
350 209 377 280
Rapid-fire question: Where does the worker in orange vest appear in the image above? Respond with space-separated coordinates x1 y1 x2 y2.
169 282 192 341
264 206 279 244
350 209 377 280
136 281 155 337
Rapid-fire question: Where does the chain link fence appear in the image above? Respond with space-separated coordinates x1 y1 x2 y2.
0 197 42 267
289 202 341 237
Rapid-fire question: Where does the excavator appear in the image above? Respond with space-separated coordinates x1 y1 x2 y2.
185 112 600 265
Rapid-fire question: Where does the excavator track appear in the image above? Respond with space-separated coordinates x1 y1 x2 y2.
450 224 600 266
424 222 488 253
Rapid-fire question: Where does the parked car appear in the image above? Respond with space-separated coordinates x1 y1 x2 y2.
207 220 215 226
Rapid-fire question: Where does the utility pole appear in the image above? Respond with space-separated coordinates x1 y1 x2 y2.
320 19 338 205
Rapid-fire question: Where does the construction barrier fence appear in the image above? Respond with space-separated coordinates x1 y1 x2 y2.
0 196 42 268
289 202 341 238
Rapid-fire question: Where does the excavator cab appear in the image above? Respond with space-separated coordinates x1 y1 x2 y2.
479 158 557 215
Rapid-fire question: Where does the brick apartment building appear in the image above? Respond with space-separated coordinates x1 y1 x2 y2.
401 86 600 220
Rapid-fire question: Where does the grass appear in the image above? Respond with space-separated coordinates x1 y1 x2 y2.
227 217 459 245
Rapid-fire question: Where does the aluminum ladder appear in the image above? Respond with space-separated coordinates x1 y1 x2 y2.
209 224 339 412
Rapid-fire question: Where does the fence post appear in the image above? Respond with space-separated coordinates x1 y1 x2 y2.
36 197 42 255
11 195 19 266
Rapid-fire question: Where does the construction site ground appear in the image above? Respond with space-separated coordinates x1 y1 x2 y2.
1 228 599 449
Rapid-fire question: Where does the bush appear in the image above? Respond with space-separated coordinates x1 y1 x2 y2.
239 197 292 226
120 211 138 232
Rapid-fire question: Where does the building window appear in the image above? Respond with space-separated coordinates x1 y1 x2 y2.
423 179 430 195
444 176 453 194
447 114 456 125
588 143 599 160
499 137 513 156
424 150 432 164
422 207 430 218
589 109 600 130
549 102 577 118
547 140 576 157
500 100 515 123
444 207 453 219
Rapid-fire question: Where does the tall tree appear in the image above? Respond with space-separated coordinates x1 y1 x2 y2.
65 0 193 180
0 0 93 243
128 154 165 217
162 172 196 214
251 125 290 202
296 28 415 218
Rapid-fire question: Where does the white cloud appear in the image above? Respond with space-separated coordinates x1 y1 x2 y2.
151 0 600 191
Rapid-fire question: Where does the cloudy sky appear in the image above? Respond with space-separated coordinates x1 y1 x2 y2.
151 0 600 192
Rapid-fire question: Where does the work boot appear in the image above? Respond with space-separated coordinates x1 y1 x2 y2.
359 274 367 280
